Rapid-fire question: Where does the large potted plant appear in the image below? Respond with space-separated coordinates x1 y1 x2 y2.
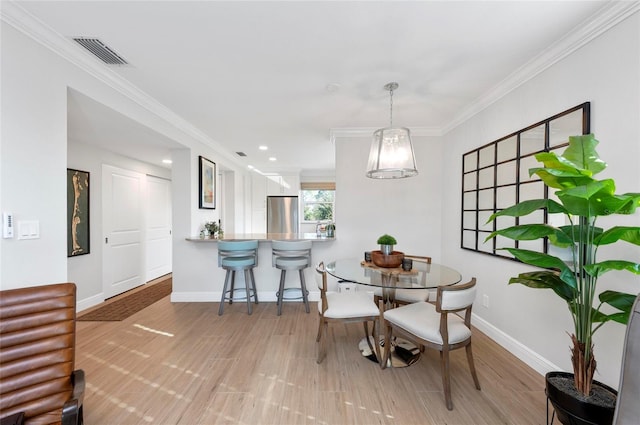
486 134 640 425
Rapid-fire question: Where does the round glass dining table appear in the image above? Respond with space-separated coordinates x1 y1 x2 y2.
325 258 462 367
326 258 461 291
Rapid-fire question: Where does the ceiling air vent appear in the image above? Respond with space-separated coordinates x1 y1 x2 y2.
236 152 247 157
73 37 128 65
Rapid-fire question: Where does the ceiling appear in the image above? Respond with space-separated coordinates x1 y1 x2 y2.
12 1 613 173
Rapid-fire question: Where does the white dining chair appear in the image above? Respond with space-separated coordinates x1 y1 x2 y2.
315 262 381 364
380 277 481 410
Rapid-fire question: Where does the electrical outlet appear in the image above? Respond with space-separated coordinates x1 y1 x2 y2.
482 294 490 308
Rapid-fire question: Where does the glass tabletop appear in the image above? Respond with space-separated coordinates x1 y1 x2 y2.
326 258 462 289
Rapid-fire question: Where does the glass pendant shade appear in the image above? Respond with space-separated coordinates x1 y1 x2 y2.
366 127 418 179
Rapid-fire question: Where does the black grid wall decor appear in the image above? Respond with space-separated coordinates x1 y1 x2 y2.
461 102 590 260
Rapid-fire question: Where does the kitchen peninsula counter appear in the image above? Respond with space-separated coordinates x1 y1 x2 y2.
185 233 335 242
176 232 336 304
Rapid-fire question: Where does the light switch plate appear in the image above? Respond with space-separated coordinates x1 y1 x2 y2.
17 220 40 240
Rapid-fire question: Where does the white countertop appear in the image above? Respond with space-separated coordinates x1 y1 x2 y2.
185 233 336 242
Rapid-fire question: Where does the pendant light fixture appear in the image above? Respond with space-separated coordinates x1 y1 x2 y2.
366 82 418 179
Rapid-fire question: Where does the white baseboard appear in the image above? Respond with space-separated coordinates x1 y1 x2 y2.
77 292 105 313
472 313 559 377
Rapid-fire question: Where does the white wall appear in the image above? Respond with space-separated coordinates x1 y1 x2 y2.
1 21 70 288
334 134 444 262
441 13 640 388
0 20 250 305
67 139 170 307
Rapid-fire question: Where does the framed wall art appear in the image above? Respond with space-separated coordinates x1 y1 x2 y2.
199 155 216 209
67 168 90 257
460 102 590 260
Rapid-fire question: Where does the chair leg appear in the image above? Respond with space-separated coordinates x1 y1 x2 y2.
244 269 253 315
316 314 323 342
229 271 236 305
299 269 310 314
218 270 231 316
249 268 258 304
277 270 286 316
363 321 381 363
466 343 481 390
317 320 328 364
440 349 453 410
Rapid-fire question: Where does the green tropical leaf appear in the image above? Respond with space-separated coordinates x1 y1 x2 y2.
557 180 622 216
509 271 575 301
501 248 576 287
486 199 567 223
604 312 631 325
530 167 594 189
485 224 572 245
561 134 607 175
606 193 640 215
596 226 640 246
584 260 640 278
594 290 637 325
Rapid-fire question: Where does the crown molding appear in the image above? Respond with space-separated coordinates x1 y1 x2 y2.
442 0 640 134
0 0 244 169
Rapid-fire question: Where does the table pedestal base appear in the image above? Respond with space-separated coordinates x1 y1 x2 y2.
358 336 420 368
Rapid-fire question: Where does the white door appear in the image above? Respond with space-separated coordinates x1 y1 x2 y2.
145 175 172 281
103 165 145 299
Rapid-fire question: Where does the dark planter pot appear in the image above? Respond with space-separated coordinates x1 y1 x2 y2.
546 371 617 425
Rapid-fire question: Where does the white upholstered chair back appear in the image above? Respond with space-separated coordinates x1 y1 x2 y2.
436 278 477 313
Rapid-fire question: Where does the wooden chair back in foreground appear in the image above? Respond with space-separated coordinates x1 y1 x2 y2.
0 282 85 425
315 262 381 364
381 277 481 410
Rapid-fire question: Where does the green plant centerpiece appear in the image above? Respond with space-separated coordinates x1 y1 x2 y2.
377 234 397 255
486 134 640 397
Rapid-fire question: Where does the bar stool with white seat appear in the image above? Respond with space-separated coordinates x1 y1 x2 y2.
272 240 312 315
218 240 259 315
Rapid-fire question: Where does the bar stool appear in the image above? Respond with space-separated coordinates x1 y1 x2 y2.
272 240 312 315
218 240 259 315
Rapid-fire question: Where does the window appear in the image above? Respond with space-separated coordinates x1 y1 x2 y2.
301 182 335 222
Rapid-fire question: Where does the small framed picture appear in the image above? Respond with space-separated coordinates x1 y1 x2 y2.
67 168 90 257
199 156 216 209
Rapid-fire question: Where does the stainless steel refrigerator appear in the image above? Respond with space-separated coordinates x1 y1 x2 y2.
267 196 299 234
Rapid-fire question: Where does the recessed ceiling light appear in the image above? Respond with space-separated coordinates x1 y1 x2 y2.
269 157 277 161
248 165 254 169
162 159 172 164
259 145 268 151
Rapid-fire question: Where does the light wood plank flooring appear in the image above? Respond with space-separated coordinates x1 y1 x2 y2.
76 296 547 424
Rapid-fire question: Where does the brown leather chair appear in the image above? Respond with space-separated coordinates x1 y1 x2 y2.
0 283 85 425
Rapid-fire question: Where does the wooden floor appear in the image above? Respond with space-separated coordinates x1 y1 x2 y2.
76 296 547 425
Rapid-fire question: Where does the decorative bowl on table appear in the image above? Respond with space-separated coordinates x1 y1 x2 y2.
370 250 404 268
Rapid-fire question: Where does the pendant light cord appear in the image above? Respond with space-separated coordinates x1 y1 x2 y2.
389 86 394 128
